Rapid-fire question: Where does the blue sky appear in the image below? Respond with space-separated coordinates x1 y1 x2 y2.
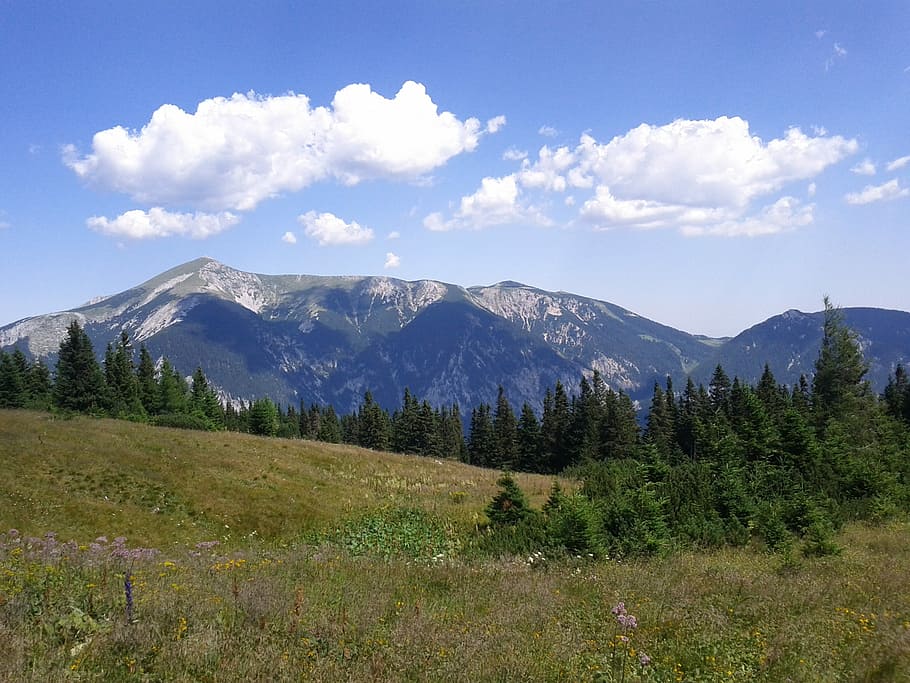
1 1 908 336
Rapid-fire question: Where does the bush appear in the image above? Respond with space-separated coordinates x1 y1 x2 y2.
152 413 213 431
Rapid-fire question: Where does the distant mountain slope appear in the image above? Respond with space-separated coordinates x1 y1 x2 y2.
1 258 907 412
695 307 910 391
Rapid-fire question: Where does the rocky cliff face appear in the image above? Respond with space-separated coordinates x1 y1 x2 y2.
2 258 906 413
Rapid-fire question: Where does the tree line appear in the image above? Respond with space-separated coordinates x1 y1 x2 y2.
2 299 910 555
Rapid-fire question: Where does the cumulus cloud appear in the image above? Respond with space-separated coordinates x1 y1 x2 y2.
850 158 876 175
86 208 239 239
486 115 507 133
386 230 401 240
384 252 401 269
538 125 559 137
570 118 854 233
424 174 547 231
886 155 910 172
844 179 909 205
679 197 814 237
281 231 297 244
807 182 817 197
429 115 855 237
64 81 495 214
298 210 374 245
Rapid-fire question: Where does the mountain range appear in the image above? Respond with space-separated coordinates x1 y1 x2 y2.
2 257 908 413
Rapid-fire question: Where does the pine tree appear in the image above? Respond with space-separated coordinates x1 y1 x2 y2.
0 350 26 408
136 345 160 415
318 405 342 443
25 358 53 410
104 331 144 418
492 386 518 469
157 359 187 414
54 321 106 413
541 381 572 472
249 397 279 436
709 365 732 416
190 367 224 429
883 364 909 425
357 391 390 450
516 402 542 471
811 297 870 429
468 403 495 467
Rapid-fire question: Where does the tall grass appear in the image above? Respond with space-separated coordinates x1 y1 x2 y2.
1 410 909 681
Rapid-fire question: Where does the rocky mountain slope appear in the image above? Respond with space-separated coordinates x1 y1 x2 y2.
2 258 907 412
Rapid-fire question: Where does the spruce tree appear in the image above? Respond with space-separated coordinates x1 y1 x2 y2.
0 350 26 408
54 321 105 413
811 297 870 429
492 386 518 469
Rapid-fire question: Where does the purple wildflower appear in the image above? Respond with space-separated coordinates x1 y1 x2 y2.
639 652 651 667
611 601 626 616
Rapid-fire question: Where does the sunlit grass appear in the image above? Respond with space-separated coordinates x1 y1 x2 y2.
1 410 909 681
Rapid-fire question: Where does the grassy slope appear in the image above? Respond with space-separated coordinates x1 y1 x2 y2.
0 410 555 547
1 410 909 681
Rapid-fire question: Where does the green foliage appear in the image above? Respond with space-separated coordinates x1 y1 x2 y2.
152 412 214 431
331 506 455 559
485 473 534 527
248 397 279 436
53 321 105 413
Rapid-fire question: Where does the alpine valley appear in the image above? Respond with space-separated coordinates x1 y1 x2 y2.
1 257 908 413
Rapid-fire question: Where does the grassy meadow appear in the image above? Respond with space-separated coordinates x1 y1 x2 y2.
1 410 909 681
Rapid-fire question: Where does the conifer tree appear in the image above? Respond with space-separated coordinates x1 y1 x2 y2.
0 350 25 408
357 391 390 450
54 320 105 413
135 345 160 415
157 359 188 414
812 297 870 429
249 397 279 436
26 358 53 410
492 386 518 469
468 403 495 467
516 402 542 471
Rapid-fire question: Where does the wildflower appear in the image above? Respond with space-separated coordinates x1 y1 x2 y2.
611 601 627 616
639 652 651 666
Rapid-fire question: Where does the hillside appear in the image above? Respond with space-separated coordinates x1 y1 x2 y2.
2 409 909 681
0 410 555 547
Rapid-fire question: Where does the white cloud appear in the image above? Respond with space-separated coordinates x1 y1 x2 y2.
886 155 910 172
807 182 817 197
384 252 401 269
815 29 827 39
573 118 855 210
486 115 507 134
298 210 374 245
538 125 559 137
850 158 876 175
564 195 575 207
281 231 297 244
680 197 814 237
844 179 909 205
502 147 528 161
424 174 548 231
386 230 401 240
426 115 856 237
86 208 239 239
64 81 495 212
518 145 575 192
833 42 847 57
